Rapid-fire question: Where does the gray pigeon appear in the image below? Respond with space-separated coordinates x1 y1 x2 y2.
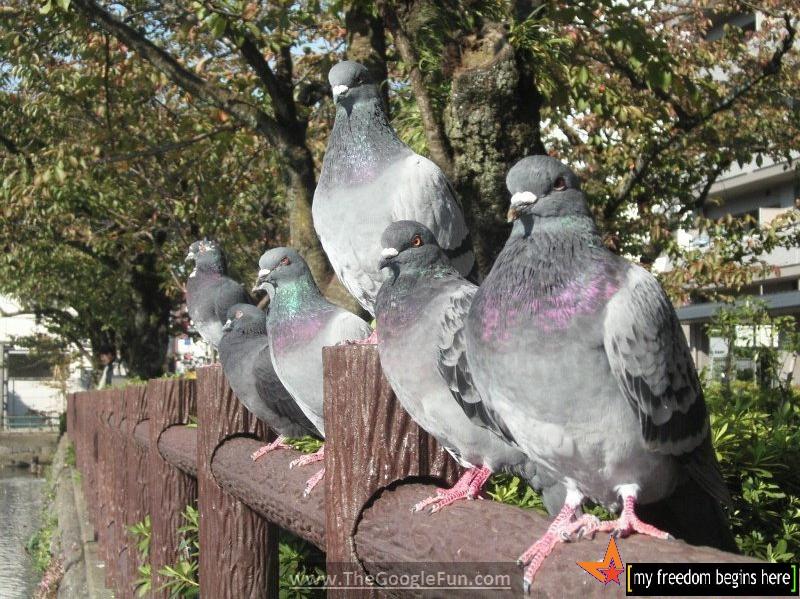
465 155 734 588
376 221 565 514
253 247 372 494
218 303 319 460
185 239 251 348
312 60 477 322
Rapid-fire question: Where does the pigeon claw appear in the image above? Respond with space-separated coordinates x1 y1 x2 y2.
349 329 379 345
597 495 671 540
302 467 325 497
289 446 325 470
410 466 492 514
251 436 292 461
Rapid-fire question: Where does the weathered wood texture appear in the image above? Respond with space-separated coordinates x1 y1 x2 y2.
355 482 759 598
158 425 198 477
196 365 278 599
323 345 460 599
212 436 325 549
120 384 148 599
102 388 125 589
147 378 197 598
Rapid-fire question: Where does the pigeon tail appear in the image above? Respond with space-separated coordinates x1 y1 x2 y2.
637 475 738 553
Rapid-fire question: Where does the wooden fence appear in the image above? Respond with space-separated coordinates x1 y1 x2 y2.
67 345 756 598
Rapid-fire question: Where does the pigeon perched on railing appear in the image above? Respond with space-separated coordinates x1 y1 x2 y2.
375 221 564 515
185 239 251 348
464 155 735 590
253 247 372 495
218 303 319 460
312 60 477 334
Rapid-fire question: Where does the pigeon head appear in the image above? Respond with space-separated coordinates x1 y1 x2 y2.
378 220 442 271
186 239 226 274
328 60 377 107
252 247 309 293
222 303 266 334
505 155 588 222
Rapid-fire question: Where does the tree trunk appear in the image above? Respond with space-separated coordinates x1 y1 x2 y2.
346 2 389 111
444 23 545 273
119 252 171 378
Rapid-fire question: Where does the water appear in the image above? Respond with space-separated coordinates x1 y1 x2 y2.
0 467 45 598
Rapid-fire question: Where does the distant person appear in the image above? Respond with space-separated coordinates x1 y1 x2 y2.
96 346 115 390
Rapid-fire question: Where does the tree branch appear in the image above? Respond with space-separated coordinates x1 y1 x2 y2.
604 14 796 221
89 125 239 165
0 131 35 170
379 1 454 178
70 0 285 146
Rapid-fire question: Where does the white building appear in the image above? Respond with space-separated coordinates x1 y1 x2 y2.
0 295 88 429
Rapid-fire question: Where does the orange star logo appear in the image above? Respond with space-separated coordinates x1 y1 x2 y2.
577 536 625 585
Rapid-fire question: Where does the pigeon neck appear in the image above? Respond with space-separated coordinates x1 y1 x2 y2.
511 215 604 282
318 97 409 190
269 274 326 318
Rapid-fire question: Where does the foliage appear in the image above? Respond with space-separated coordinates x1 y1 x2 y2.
708 299 800 390
26 464 57 566
1 1 797 372
707 381 800 561
278 530 326 599
284 436 324 454
129 508 327 597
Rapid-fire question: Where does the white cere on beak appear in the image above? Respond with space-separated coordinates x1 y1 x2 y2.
258 268 271 278
510 191 539 207
332 84 349 98
380 248 399 260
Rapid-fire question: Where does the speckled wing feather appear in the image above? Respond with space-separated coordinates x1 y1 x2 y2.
390 155 475 279
603 264 709 456
436 283 516 443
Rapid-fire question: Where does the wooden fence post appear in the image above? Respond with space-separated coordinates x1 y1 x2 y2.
119 384 148 599
148 378 198 598
323 345 460 598
196 364 278 599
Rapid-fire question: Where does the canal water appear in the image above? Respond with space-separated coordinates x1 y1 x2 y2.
0 467 45 598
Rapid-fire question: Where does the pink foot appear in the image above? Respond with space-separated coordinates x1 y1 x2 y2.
519 499 582 591
289 445 325 469
350 329 378 345
251 435 292 461
412 466 492 513
598 495 673 540
303 467 325 496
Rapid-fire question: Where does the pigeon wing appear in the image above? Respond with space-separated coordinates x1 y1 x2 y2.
390 155 475 277
603 264 709 456
436 283 516 442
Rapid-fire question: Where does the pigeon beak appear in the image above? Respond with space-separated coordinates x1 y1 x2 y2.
507 191 539 222
332 84 349 100
184 252 195 263
378 247 399 269
252 268 272 294
222 319 233 333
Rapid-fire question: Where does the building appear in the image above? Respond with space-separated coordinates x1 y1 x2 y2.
0 295 89 429
666 156 800 382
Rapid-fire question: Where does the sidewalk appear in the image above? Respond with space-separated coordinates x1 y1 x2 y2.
52 435 113 599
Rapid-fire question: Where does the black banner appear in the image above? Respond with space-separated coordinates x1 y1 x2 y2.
626 562 798 596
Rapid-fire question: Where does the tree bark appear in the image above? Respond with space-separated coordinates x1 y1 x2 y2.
444 23 545 273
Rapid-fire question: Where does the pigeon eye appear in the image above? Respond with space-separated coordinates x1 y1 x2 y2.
554 177 567 191
235 310 243 319
280 256 291 266
411 235 423 247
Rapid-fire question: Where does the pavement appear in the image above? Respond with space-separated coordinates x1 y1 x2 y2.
52 435 113 599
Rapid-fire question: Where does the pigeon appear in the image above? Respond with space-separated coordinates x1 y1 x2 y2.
464 155 735 589
375 221 565 514
253 247 372 494
312 60 477 329
218 303 319 460
185 239 251 348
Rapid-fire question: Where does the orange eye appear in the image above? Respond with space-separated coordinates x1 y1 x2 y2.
411 235 423 247
554 176 567 191
235 310 244 319
280 256 291 266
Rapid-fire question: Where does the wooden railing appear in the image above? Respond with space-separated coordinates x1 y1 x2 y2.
67 345 756 598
